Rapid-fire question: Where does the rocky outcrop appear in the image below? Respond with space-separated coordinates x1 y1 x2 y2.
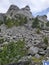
0 5 33 22
22 5 30 11
0 4 48 24
6 5 33 20
37 15 48 23
6 5 20 17
0 4 49 65
7 5 20 12
0 13 5 22
0 25 49 65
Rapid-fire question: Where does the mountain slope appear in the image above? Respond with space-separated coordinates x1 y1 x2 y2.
0 4 49 65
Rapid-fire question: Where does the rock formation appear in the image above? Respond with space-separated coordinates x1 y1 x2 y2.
0 4 49 65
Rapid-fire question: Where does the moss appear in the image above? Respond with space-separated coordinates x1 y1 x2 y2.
32 56 44 63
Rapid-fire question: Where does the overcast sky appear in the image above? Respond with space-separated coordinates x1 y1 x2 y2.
0 0 49 20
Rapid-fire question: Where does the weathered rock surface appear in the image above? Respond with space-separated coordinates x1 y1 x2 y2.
6 5 33 20
37 15 48 23
28 46 39 56
0 4 49 65
0 13 5 22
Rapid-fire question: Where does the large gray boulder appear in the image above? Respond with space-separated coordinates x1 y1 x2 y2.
28 46 39 56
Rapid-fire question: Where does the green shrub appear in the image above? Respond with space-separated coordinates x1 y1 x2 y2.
19 17 24 25
46 21 49 27
0 38 4 44
0 29 1 32
41 23 44 28
14 20 19 26
43 37 48 45
5 18 14 28
23 17 27 24
0 40 27 65
0 20 3 25
32 17 40 28
36 28 40 34
4 16 27 28
19 16 27 25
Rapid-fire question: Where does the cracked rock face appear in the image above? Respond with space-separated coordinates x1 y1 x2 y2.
6 5 20 16
8 5 19 11
22 5 30 11
6 5 33 19
37 15 48 23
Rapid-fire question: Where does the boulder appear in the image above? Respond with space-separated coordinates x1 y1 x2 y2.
38 48 45 56
35 54 41 59
35 42 47 50
28 46 39 56
45 47 49 56
38 51 45 56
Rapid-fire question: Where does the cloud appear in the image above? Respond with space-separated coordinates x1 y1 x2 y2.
0 0 49 20
0 0 10 13
47 12 49 20
9 0 49 13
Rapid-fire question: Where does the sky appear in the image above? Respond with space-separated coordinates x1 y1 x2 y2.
0 0 49 20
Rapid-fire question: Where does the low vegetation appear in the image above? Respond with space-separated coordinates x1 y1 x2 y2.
32 56 44 63
0 40 27 65
5 18 14 28
36 28 40 34
32 17 40 28
0 20 3 25
40 22 44 29
0 38 4 44
4 16 27 28
0 29 1 32
46 21 49 27
43 37 48 45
